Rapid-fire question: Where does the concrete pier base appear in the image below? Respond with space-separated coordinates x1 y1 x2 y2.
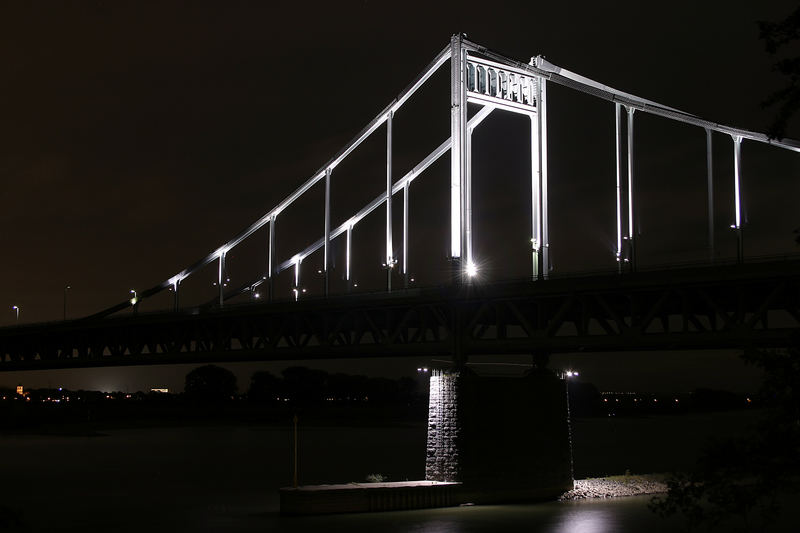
426 368 573 503
279 481 461 515
278 367 573 515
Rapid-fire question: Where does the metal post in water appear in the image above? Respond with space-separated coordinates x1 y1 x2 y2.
293 414 299 488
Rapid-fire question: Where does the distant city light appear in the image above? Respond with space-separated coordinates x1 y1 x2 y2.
466 262 478 277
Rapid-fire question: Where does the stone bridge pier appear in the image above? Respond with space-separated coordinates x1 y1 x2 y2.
426 367 573 503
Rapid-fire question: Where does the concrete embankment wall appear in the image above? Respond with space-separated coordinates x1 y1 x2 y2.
280 481 461 515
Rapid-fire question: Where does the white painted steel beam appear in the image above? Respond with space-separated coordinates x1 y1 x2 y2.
732 135 744 263
218 252 225 307
465 121 473 270
539 77 549 278
468 40 800 153
268 214 276 300
627 107 636 270
403 181 409 287
466 93 536 115
451 34 466 259
172 279 179 311
386 111 394 267
615 103 623 268
293 261 300 301
706 129 714 262
324 168 331 296
530 110 540 280
346 225 352 283
732 135 743 230
275 106 495 275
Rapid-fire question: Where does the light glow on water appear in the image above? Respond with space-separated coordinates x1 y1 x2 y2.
553 507 619 533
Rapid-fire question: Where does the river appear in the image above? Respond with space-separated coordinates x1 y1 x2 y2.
0 411 790 532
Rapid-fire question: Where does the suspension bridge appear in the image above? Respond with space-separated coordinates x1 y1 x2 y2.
2 34 799 371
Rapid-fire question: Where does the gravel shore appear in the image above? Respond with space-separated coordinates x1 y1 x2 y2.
559 476 669 501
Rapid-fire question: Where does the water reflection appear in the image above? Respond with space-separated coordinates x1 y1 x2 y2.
293 497 678 533
553 506 619 533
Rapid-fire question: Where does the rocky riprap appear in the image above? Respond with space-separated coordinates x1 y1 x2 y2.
559 476 668 501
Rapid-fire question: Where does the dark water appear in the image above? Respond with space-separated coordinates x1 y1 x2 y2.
0 411 783 532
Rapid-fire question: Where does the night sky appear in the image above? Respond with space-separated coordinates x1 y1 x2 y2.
1 1 798 393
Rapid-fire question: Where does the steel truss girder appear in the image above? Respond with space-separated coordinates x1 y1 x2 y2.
3 261 800 371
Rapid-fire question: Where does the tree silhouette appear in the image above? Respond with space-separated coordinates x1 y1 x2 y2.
248 370 281 403
281 366 328 405
650 345 800 530
184 364 237 402
760 6 800 140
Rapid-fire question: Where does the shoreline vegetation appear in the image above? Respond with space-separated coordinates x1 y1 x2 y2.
1 363 759 437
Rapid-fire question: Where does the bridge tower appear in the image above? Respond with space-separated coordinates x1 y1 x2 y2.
449 34 550 286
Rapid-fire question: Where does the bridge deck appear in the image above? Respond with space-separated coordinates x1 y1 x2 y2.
2 260 799 371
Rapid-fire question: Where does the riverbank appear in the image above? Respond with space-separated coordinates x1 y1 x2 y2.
560 474 669 500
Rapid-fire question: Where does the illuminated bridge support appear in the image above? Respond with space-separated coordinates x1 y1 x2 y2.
426 368 573 502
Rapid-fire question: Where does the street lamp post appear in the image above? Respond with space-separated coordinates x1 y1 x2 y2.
12 305 19 322
130 289 138 315
63 285 71 320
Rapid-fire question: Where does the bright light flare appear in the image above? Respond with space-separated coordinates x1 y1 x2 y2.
466 262 478 278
